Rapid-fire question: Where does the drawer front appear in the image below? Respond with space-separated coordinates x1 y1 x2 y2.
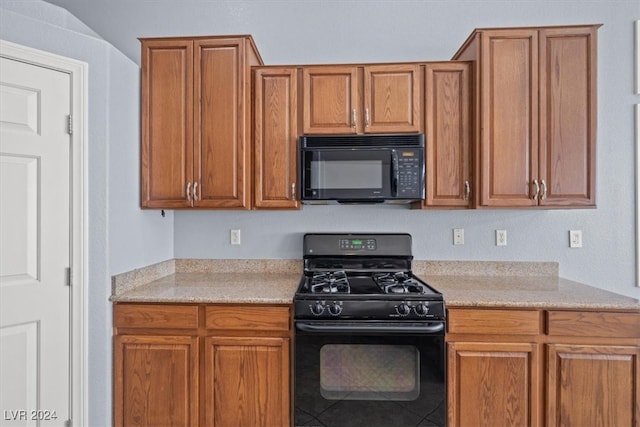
206 305 290 332
114 304 199 329
448 308 542 335
547 311 640 338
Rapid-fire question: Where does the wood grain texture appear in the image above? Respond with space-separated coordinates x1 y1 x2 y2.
114 304 199 329
424 62 471 208
448 308 542 335
547 311 640 338
114 335 199 427
206 305 290 332
547 343 640 426
253 67 300 209
205 336 290 427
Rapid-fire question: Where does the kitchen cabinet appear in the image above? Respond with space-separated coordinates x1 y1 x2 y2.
446 308 543 426
546 311 640 426
453 25 599 208
302 64 421 134
140 36 262 209
113 303 292 427
447 307 640 427
422 62 472 208
253 67 300 209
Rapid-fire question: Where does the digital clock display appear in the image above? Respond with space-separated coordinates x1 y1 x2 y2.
339 238 376 251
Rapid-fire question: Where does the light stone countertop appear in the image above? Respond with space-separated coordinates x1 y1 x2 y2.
111 259 640 310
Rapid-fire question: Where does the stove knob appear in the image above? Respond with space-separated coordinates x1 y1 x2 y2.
310 302 325 316
328 303 343 316
414 303 430 316
396 303 411 316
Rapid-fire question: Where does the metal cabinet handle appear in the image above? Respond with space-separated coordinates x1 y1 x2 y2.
365 108 370 127
291 182 296 199
464 180 470 201
186 182 192 202
193 182 199 201
351 109 357 128
540 180 547 200
532 179 540 200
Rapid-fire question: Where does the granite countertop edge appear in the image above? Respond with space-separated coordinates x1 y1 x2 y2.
110 259 640 311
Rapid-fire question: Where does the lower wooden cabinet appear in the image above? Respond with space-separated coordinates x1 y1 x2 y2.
446 307 640 427
113 303 292 427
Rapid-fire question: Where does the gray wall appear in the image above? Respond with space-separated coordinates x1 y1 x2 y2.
0 1 174 425
2 0 639 424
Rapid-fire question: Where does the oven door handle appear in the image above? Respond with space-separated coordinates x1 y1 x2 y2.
295 321 445 335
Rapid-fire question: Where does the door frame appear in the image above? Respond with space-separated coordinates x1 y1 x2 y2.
0 39 88 426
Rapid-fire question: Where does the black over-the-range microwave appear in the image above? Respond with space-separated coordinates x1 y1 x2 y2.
299 133 425 204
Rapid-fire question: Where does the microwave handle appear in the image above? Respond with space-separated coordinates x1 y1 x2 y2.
391 149 399 197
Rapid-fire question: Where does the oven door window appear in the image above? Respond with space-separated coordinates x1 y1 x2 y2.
320 344 419 401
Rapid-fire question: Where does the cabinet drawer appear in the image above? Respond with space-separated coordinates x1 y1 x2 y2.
448 308 542 335
206 305 290 332
114 304 199 329
547 311 640 338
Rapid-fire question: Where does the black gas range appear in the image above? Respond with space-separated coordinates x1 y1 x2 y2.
294 233 445 322
294 233 447 427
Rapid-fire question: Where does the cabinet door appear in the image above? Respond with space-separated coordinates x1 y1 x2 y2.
140 39 194 208
479 30 539 207
363 64 421 133
424 62 471 207
302 65 358 134
547 344 640 427
194 38 250 208
254 68 300 209
114 335 199 427
205 336 290 427
448 341 541 427
538 27 597 207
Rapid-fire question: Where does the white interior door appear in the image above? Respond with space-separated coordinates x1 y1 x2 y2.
0 56 71 426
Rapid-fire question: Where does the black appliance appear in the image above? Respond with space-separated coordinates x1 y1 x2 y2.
294 233 446 427
299 134 425 204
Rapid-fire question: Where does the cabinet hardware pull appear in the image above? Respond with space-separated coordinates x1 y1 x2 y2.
540 180 547 200
193 182 199 201
365 108 370 127
464 180 470 201
532 179 540 200
351 109 357 128
186 182 192 202
291 182 296 199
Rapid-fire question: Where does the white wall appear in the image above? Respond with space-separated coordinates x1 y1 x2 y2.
0 1 174 425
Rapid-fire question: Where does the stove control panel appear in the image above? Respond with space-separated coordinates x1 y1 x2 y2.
295 299 444 320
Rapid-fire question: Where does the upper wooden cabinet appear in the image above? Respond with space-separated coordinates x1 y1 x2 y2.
302 64 421 134
454 25 599 208
422 62 472 208
253 67 300 209
140 36 262 209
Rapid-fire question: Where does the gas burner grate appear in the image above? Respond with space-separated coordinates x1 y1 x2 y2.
310 271 350 294
373 272 428 295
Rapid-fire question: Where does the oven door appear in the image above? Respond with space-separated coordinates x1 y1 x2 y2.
294 320 446 427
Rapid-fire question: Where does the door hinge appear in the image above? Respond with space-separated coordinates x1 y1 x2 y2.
66 267 72 287
67 114 73 135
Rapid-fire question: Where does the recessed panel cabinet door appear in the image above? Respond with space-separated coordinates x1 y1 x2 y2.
539 27 597 207
254 68 300 209
205 336 290 427
480 30 539 207
195 39 251 208
114 335 199 427
303 66 358 134
140 40 193 208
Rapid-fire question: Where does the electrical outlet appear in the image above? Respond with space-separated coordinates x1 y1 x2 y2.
569 230 582 248
230 229 241 245
496 229 507 246
453 229 464 245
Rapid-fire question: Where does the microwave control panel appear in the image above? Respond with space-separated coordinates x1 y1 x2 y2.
396 150 423 197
